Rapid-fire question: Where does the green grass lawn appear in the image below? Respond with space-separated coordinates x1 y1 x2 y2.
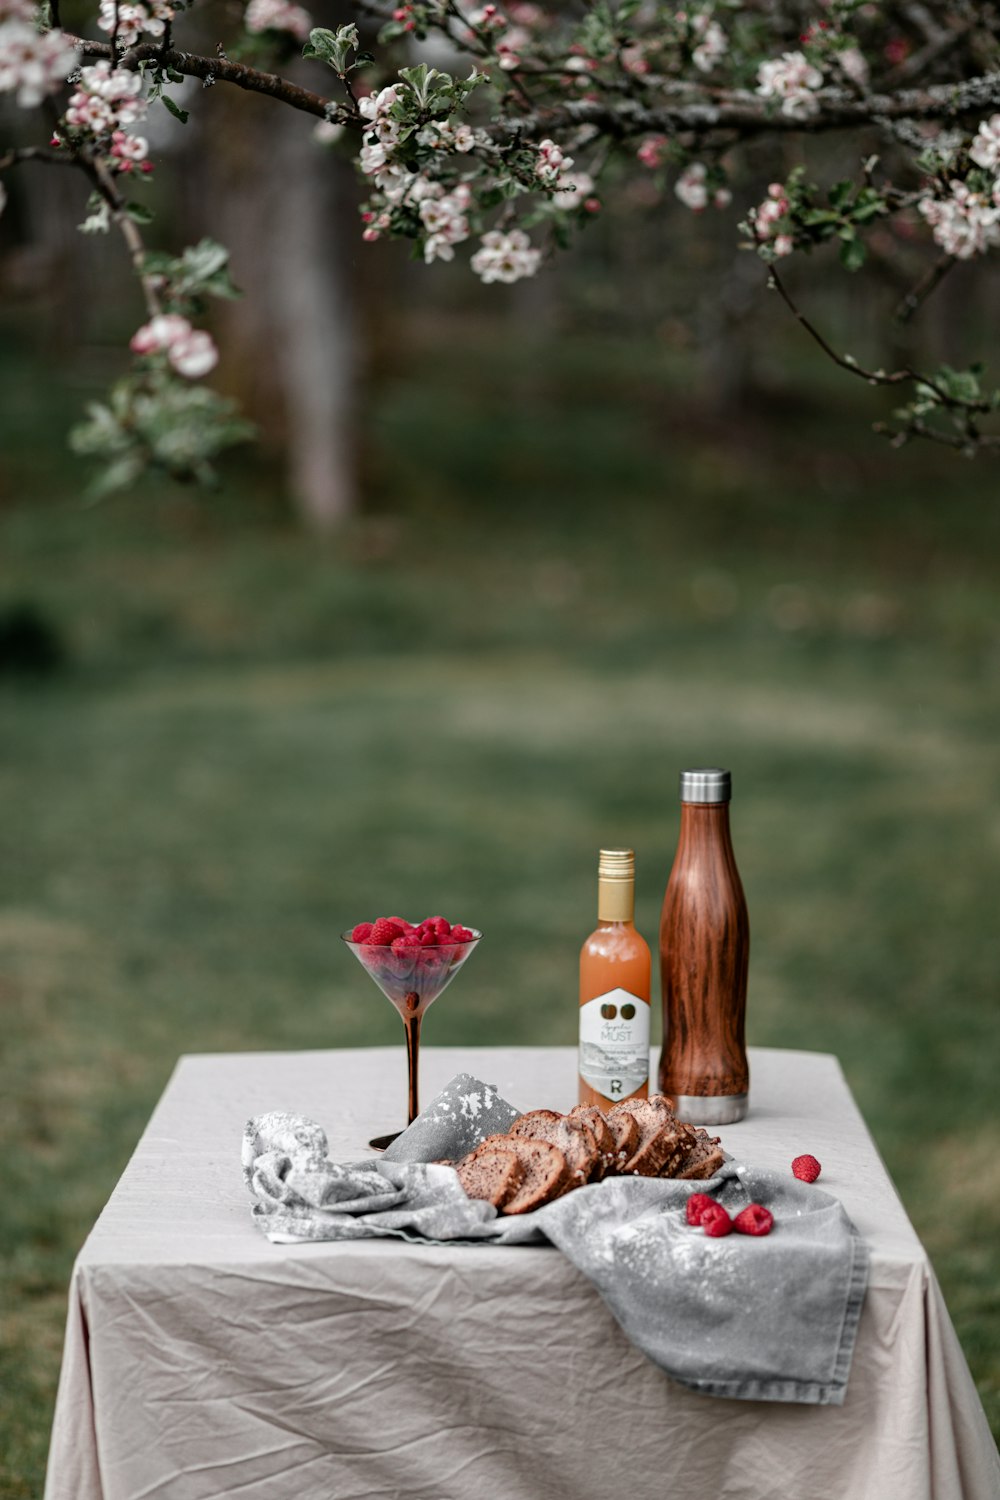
2 322 999 1495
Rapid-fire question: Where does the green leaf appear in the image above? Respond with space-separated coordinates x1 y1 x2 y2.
125 201 154 225
161 94 189 123
839 235 866 271
303 23 358 72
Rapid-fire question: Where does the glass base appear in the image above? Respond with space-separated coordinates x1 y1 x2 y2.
368 1130 402 1151
672 1092 748 1126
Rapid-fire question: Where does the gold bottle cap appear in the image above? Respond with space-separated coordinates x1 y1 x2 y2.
598 848 635 921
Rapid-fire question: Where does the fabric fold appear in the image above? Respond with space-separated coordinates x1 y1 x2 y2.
244 1074 869 1404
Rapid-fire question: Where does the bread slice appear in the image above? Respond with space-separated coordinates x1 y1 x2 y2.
455 1147 525 1209
611 1095 676 1132
508 1109 563 1138
567 1105 618 1178
675 1127 725 1181
510 1114 600 1186
500 1139 572 1215
604 1110 640 1171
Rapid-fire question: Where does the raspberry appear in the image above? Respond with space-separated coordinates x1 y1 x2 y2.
449 924 475 943
701 1203 732 1237
424 916 452 938
733 1203 774 1237
685 1192 717 1226
391 933 421 953
792 1154 822 1183
369 917 406 946
350 922 373 942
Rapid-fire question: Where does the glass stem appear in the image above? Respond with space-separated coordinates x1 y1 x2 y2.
404 1000 422 1124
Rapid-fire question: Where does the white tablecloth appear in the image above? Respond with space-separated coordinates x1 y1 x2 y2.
45 1046 1000 1500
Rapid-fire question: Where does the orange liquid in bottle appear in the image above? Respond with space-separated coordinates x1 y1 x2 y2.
578 850 651 1110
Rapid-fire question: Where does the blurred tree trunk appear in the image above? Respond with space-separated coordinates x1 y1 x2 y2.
202 81 360 530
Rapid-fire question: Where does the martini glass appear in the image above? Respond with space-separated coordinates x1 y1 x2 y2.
342 929 482 1149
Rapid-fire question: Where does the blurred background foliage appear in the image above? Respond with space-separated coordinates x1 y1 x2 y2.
2 83 1000 1496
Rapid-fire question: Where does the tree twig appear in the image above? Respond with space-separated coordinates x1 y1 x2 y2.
893 254 957 323
65 36 353 125
768 266 991 414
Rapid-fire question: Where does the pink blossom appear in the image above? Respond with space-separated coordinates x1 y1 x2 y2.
918 181 1000 259
0 0 35 19
621 44 649 76
130 314 218 378
111 129 148 162
64 61 147 134
536 138 571 185
496 25 530 68
637 135 668 170
756 51 823 119
130 313 191 355
773 234 794 257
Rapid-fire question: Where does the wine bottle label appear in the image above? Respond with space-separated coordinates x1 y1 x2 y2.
578 988 650 1101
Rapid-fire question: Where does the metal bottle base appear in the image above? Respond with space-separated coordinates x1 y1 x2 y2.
672 1092 748 1126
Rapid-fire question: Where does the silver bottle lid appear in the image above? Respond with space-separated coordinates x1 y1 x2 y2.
679 767 731 803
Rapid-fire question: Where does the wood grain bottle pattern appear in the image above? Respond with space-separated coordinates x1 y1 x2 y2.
658 802 750 1101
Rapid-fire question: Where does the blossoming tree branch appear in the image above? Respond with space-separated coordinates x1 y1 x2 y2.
3 0 1000 488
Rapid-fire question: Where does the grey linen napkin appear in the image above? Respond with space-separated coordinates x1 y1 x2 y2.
244 1073 868 1405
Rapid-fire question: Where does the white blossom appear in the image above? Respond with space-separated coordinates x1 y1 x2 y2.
98 0 173 47
756 51 823 120
470 228 540 283
0 21 78 108
79 199 112 233
552 170 593 210
836 46 868 88
313 119 344 146
675 161 709 211
691 15 727 74
918 180 1000 259
0 0 35 19
359 141 390 176
64 61 147 134
969 115 1000 172
244 0 311 40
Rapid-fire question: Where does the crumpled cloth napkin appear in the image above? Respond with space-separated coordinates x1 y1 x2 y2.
244 1073 869 1405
